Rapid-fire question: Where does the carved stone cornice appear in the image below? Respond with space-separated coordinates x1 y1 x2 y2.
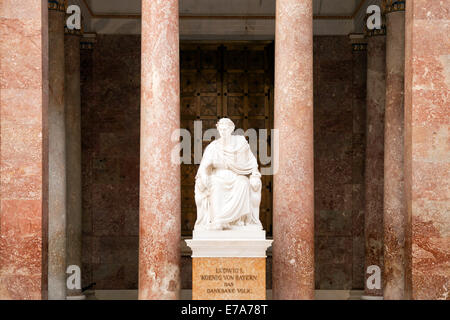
48 0 66 12
383 1 406 14
365 24 386 37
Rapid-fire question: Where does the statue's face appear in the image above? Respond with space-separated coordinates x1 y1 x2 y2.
217 123 234 138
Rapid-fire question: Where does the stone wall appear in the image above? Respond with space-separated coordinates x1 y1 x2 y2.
81 35 140 289
313 36 366 290
81 35 366 290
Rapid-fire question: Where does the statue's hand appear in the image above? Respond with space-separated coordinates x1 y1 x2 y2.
249 175 261 191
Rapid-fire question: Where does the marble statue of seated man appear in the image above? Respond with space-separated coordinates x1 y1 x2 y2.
194 118 263 231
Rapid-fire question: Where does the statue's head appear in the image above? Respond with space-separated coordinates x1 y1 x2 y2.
216 118 235 138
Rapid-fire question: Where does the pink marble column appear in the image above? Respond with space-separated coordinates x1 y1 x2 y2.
273 0 314 300
139 0 181 300
65 28 83 299
48 0 67 300
363 26 386 299
404 0 449 300
383 1 406 300
0 0 49 299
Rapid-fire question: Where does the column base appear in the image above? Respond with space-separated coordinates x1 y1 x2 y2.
66 295 86 300
186 229 272 300
361 295 384 300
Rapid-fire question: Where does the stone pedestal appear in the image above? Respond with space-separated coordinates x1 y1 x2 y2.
186 230 272 300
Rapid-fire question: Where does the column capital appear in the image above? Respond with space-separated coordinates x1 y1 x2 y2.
80 33 97 50
65 26 83 36
48 0 66 12
364 12 387 37
349 33 368 51
383 1 406 14
65 12 84 36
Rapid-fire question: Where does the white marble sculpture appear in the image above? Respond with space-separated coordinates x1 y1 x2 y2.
194 118 263 231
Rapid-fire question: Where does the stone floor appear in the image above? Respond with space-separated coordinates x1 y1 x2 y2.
84 290 364 300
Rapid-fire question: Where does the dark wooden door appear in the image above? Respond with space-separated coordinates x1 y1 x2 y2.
180 41 274 236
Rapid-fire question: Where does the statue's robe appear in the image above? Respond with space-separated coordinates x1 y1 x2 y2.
194 135 262 230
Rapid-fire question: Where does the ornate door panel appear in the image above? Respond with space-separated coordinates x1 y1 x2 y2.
180 42 274 236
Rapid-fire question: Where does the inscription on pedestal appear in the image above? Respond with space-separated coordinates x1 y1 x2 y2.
192 257 266 300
